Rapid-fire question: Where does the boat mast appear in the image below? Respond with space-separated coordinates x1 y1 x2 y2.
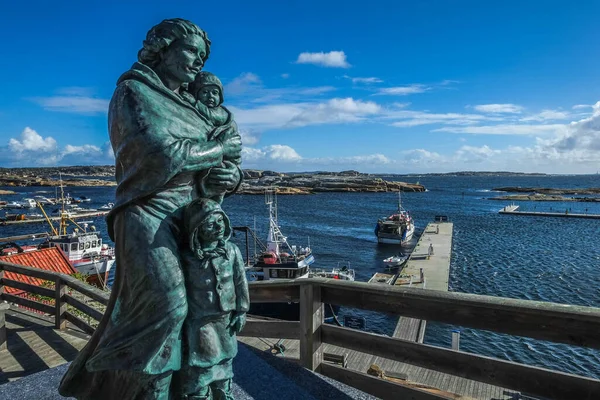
58 173 68 236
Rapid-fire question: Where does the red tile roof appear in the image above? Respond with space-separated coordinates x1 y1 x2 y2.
0 247 76 295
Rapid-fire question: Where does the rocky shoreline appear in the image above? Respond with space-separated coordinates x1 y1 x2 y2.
492 186 600 195
0 167 425 194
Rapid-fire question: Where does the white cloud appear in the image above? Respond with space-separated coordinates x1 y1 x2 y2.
402 149 447 166
29 87 109 114
376 85 429 96
9 127 57 152
242 143 391 170
433 123 565 135
572 104 592 110
388 110 492 128
224 72 262 96
3 127 114 167
242 145 302 163
281 73 290 79
231 97 381 130
296 51 351 68
455 145 501 163
239 129 261 146
473 104 524 114
225 72 335 104
520 110 570 122
539 101 600 152
344 75 383 84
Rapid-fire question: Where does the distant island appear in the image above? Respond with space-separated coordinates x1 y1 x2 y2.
489 187 600 202
383 171 549 177
0 166 426 194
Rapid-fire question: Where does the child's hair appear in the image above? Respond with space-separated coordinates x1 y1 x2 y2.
188 71 224 104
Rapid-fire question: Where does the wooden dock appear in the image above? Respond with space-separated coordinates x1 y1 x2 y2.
0 308 88 383
241 221 521 399
499 205 600 219
0 211 109 226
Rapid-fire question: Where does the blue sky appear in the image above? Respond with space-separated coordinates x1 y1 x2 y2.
1 0 599 173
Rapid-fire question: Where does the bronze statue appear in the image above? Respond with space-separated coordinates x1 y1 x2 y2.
59 18 246 400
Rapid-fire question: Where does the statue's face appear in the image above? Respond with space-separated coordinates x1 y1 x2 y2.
160 35 207 85
198 213 226 243
197 85 221 108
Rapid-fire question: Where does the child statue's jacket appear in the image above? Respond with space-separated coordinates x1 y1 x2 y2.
182 199 250 368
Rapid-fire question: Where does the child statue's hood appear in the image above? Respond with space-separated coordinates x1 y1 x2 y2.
184 198 232 246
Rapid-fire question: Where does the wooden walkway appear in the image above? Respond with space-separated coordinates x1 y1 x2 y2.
239 335 521 399
0 307 89 383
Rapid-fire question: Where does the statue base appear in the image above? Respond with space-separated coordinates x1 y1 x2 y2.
0 343 374 399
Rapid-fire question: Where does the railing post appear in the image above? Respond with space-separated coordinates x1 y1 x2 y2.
55 277 67 330
299 281 323 372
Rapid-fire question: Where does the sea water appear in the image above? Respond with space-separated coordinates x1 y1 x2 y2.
2 174 600 378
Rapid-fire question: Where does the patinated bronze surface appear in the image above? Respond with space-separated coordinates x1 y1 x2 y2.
59 18 246 400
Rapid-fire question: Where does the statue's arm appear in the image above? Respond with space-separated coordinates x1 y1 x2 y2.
180 139 224 173
232 245 250 313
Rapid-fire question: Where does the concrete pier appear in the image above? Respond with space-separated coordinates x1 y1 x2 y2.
499 205 600 219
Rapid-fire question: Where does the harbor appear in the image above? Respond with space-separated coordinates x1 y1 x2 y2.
238 220 530 399
499 204 600 219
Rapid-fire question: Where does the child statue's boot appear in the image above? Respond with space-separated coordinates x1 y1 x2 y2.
186 386 211 400
211 379 233 400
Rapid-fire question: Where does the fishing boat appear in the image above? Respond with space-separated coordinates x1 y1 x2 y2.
245 190 314 319
383 252 409 269
3 201 23 209
246 190 314 281
375 192 415 245
2 180 115 286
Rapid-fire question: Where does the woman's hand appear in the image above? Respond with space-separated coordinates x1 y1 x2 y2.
205 162 241 192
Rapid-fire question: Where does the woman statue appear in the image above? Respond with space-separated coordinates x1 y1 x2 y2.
59 18 242 399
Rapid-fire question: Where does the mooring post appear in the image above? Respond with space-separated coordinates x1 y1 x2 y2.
452 330 461 351
299 282 323 372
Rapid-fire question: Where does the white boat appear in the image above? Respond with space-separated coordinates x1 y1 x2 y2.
383 252 409 269
99 202 114 211
309 264 355 281
375 192 415 245
3 201 23 209
18 198 37 208
75 196 92 203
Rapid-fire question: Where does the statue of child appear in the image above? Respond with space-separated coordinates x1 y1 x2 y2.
188 72 242 203
178 198 250 400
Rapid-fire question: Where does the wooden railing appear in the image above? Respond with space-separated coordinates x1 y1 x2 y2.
1 260 599 400
0 260 110 336
242 279 600 400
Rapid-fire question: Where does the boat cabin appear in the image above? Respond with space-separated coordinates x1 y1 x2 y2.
42 232 107 262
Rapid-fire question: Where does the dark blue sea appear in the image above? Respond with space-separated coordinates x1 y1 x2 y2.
2 174 600 379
